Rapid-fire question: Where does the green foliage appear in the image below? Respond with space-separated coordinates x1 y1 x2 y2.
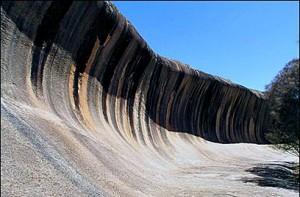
265 59 300 156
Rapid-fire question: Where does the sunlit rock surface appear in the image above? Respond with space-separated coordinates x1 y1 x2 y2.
1 2 298 196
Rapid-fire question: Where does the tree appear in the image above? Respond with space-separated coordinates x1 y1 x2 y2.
265 59 299 156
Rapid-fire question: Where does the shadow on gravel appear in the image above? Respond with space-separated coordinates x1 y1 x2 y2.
241 162 299 191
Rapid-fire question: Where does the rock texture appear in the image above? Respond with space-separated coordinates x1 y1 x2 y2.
1 1 298 196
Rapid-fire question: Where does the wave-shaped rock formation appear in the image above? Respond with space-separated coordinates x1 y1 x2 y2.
1 1 297 196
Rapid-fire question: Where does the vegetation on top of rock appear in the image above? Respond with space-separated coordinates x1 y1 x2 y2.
265 59 300 156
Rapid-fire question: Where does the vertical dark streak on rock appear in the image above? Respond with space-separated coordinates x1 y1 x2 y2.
101 22 131 122
72 3 106 112
31 1 73 95
127 47 152 140
146 60 163 129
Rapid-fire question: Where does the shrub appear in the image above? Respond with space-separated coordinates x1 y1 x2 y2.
265 59 299 156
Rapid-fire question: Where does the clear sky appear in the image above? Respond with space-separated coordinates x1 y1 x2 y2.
114 1 299 91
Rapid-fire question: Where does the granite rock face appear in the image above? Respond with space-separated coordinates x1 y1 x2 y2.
1 1 268 144
2 2 297 196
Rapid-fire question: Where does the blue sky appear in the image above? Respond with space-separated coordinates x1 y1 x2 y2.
114 1 299 91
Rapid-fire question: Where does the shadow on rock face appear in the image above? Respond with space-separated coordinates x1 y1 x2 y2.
241 162 299 191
